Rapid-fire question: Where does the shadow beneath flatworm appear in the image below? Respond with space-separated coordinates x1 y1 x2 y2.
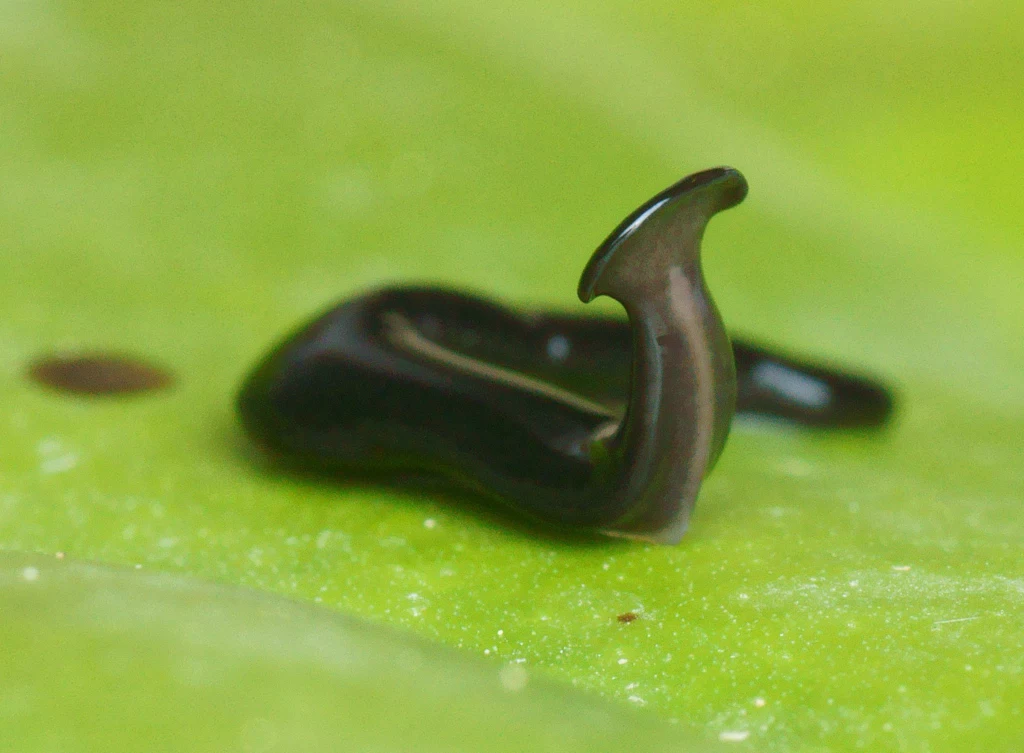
222 421 631 550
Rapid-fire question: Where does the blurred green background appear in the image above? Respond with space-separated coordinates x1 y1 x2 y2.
1 0 1022 750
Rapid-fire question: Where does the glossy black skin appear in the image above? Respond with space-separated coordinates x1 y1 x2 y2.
312 287 890 428
239 287 623 529
238 288 893 522
238 167 894 541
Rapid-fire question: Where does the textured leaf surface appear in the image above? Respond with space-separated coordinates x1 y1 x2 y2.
1 1 1022 750
0 553 704 752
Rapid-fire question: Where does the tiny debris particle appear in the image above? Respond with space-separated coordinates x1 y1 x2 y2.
423 518 437 529
21 566 40 582
754 697 766 708
28 353 173 396
892 565 912 571
617 612 638 623
617 657 628 665
37 439 79 475
933 616 980 627
40 453 78 474
54 551 65 560
498 663 529 692
719 730 750 742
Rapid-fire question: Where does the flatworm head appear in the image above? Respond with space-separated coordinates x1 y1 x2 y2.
575 167 746 541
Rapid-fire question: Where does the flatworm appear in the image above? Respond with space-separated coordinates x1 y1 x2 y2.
238 168 892 543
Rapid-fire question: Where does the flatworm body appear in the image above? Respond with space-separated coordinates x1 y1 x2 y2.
238 168 893 543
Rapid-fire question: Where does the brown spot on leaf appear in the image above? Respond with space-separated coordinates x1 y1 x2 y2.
616 612 638 624
28 353 174 396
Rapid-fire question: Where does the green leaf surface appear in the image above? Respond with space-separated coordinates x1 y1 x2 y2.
1 0 1022 750
0 552 706 752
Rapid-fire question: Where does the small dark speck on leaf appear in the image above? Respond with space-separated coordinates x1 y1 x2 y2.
28 353 174 396
616 612 638 624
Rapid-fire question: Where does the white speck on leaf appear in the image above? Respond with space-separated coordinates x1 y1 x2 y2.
37 438 79 474
933 616 980 628
40 454 78 474
499 663 529 692
719 730 750 742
